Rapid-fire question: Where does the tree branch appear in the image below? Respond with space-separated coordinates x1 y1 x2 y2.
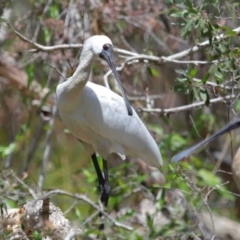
166 26 240 60
41 189 133 231
139 95 237 114
8 21 240 64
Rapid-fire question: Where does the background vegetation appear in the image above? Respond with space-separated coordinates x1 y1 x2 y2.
0 0 240 239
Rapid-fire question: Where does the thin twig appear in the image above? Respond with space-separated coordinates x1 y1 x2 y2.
37 66 67 190
41 189 133 231
178 168 216 234
82 211 99 226
189 115 201 138
192 76 240 90
12 172 38 199
64 199 80 215
216 169 232 175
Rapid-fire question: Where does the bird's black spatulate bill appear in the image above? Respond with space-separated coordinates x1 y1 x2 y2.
100 48 133 116
172 115 240 163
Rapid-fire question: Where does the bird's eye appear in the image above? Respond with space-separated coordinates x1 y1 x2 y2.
103 44 109 51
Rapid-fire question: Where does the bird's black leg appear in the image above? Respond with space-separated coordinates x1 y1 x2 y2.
91 153 105 187
91 154 111 230
101 159 111 208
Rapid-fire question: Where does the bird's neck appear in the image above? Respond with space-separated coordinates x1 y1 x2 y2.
64 50 94 93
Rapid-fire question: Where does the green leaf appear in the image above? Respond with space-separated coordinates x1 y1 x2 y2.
147 124 163 136
214 69 223 83
182 19 194 37
216 185 235 201
146 214 154 230
170 11 186 18
0 143 17 157
161 133 187 152
220 25 237 37
198 169 221 187
207 22 213 44
31 231 41 240
147 67 159 77
48 5 59 18
199 18 205 28
193 87 200 101
26 64 34 87
43 27 51 43
201 72 210 84
172 84 189 94
189 68 197 77
175 69 187 76
82 169 96 183
234 100 240 112
177 77 187 83
75 208 81 219
199 89 210 106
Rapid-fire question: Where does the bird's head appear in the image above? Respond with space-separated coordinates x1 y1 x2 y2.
83 35 113 56
82 35 133 116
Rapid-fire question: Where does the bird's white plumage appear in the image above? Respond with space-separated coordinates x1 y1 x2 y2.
86 35 112 55
56 35 162 167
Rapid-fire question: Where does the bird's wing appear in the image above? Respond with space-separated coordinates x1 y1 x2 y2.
80 82 162 167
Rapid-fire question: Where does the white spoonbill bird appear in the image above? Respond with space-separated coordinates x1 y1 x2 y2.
56 35 162 229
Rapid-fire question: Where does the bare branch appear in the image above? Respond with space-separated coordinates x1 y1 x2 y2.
192 77 240 90
167 26 240 60
7 22 82 52
41 189 133 231
139 95 237 114
9 21 240 64
116 54 220 65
